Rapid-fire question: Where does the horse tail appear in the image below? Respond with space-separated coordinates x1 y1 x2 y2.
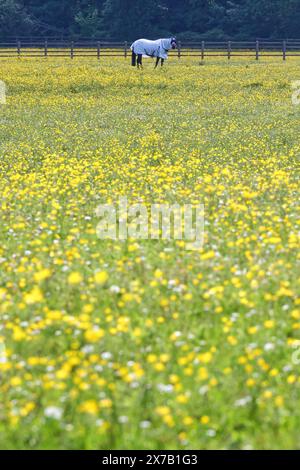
132 50 137 67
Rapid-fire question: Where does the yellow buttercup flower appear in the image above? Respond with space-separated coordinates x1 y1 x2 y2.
84 328 105 343
24 287 44 304
68 272 83 285
94 271 109 285
200 416 210 425
78 400 99 415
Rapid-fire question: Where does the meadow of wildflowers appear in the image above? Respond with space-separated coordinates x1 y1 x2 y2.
0 57 299 450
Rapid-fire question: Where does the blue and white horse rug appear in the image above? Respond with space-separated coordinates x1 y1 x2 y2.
131 37 177 68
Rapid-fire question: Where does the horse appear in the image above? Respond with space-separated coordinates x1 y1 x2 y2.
131 37 177 69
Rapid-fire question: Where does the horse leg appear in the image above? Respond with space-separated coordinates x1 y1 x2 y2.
154 57 160 69
161 59 164 67
132 51 137 66
137 54 143 69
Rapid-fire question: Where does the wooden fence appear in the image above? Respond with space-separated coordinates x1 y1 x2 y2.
1 39 300 60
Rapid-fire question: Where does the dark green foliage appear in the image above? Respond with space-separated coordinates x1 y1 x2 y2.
1 0 300 39
0 0 33 36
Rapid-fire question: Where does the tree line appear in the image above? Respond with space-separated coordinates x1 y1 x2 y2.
1 0 300 40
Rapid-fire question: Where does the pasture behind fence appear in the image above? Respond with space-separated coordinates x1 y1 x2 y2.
1 39 300 60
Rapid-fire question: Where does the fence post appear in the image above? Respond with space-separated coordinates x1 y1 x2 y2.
178 40 181 59
201 41 205 61
228 41 231 60
255 40 259 60
17 40 21 58
71 41 74 59
44 39 48 57
97 41 100 60
283 40 286 61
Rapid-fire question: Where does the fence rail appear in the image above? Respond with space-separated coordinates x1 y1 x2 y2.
1 40 300 60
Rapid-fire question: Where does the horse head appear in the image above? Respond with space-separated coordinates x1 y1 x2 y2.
171 37 177 50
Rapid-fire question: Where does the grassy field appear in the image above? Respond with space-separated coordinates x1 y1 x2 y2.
0 56 299 450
